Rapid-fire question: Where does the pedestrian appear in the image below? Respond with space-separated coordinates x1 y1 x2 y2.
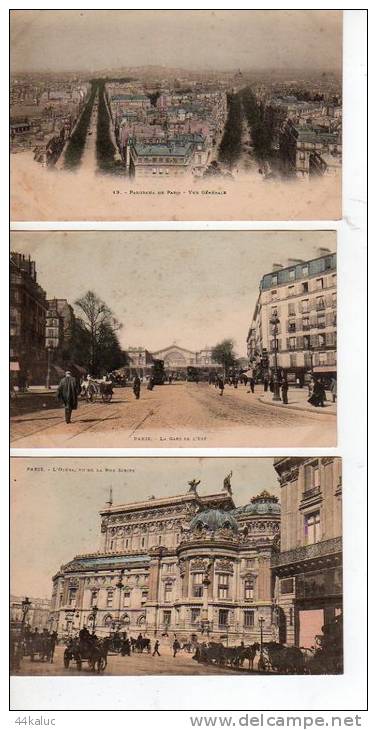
269 378 274 393
57 370 80 424
248 376 255 394
308 379 325 407
147 376 155 391
281 379 289 404
133 374 141 400
173 639 180 658
152 640 161 657
330 377 337 403
217 376 224 396
263 376 268 392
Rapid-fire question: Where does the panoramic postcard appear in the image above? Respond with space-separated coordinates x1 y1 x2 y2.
10 10 342 221
10 456 343 678
10 230 337 448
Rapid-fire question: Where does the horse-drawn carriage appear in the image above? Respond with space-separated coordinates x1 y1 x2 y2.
63 636 109 673
24 631 56 663
81 379 113 403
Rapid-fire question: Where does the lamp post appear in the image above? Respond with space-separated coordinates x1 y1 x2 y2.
269 313 281 401
91 605 98 635
258 616 266 671
116 569 125 628
21 596 32 636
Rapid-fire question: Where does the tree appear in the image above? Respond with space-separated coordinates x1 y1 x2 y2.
211 339 237 374
74 290 123 375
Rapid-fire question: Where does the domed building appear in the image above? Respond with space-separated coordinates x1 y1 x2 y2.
50 479 280 645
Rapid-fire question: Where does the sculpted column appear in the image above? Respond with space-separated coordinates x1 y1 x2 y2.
146 547 163 633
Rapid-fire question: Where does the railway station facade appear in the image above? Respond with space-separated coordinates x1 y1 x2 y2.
49 480 281 645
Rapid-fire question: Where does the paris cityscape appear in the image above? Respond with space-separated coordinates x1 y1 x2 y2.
11 456 343 676
10 10 342 220
10 230 337 448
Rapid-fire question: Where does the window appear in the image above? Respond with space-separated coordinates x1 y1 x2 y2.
289 269 295 280
244 611 254 628
141 537 145 548
123 591 130 606
218 574 229 599
301 299 309 313
59 593 63 607
271 275 278 286
288 337 296 351
288 285 295 297
302 316 310 330
319 352 327 365
191 608 200 625
68 588 77 607
301 281 309 294
91 591 98 607
313 465 320 488
245 559 255 569
164 583 173 603
288 303 295 316
219 609 229 627
107 590 114 608
271 289 278 301
316 278 324 290
332 292 337 307
318 333 326 348
302 265 309 276
316 296 325 310
290 354 297 367
304 511 321 545
163 610 171 626
317 314 326 329
244 579 254 600
193 572 204 598
141 591 148 603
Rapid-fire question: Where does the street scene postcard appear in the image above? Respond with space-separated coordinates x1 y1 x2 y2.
10 10 342 221
10 456 343 679
10 230 337 448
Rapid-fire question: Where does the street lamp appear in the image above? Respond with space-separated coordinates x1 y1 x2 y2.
269 313 281 401
21 596 32 636
258 616 266 671
91 605 98 635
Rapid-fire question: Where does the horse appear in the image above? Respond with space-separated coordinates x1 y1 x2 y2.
264 643 305 674
239 643 260 671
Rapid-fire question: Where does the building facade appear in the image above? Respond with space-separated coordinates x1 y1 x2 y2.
49 481 280 644
246 251 337 386
272 457 342 651
10 252 48 384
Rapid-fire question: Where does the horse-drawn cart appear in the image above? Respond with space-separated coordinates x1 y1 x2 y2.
64 637 108 673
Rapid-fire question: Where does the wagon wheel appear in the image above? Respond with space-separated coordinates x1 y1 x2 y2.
76 658 82 670
98 656 107 673
63 651 70 669
86 389 94 403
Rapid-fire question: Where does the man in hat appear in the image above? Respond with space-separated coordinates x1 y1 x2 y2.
57 370 80 424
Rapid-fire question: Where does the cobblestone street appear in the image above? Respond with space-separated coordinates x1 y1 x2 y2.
12 644 242 676
11 382 336 448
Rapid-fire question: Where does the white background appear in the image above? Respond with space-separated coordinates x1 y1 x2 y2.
1 1 369 725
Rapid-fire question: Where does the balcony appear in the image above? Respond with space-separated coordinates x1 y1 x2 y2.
301 485 321 501
272 537 342 568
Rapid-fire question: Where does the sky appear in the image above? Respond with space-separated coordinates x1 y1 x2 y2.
10 10 342 74
11 456 281 598
11 230 336 356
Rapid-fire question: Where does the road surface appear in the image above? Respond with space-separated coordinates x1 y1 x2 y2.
10 382 336 448
12 644 242 677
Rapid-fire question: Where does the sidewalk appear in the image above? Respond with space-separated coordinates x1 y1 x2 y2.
257 388 337 416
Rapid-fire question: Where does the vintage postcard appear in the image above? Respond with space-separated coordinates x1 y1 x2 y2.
10 456 343 678
10 10 342 221
10 230 337 448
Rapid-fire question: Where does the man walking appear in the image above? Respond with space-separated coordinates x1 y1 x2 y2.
248 376 255 394
281 379 289 404
152 640 161 657
217 375 224 396
57 370 79 424
173 638 180 658
133 374 141 400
